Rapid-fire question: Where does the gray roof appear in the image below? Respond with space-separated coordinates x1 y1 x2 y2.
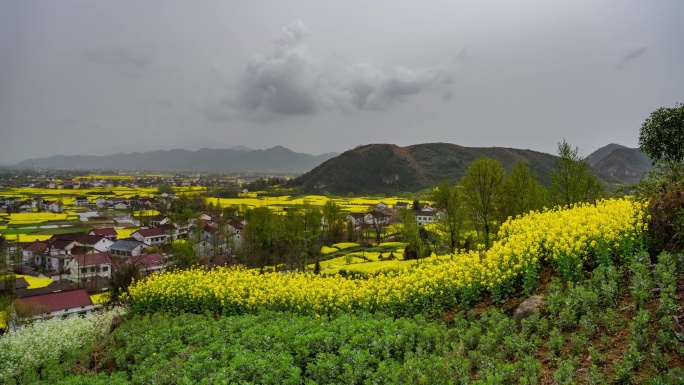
109 239 143 251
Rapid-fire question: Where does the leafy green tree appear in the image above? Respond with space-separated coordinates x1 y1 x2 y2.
156 184 173 195
461 157 505 248
322 201 346 244
170 240 199 270
242 207 279 269
430 180 467 253
637 103 684 253
549 140 604 207
401 213 430 260
639 102 684 166
502 161 547 218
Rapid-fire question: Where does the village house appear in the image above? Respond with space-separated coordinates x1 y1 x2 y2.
34 253 72 274
18 200 34 212
226 220 244 250
46 239 80 256
196 237 216 255
109 239 145 257
136 253 167 276
415 209 437 226
95 197 108 208
114 201 130 210
70 252 112 282
88 227 118 241
131 228 168 246
79 235 114 253
41 200 63 213
149 215 170 227
346 213 366 227
158 222 189 241
75 196 90 207
12 289 97 325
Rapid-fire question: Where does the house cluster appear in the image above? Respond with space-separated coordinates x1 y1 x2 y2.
21 228 169 281
345 201 439 230
20 212 244 281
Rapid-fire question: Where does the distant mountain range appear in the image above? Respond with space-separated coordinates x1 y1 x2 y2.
17 146 338 173
291 143 653 195
17 142 652 190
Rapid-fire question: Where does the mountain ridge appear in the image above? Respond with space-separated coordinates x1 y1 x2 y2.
16 147 339 173
291 143 559 194
292 142 654 194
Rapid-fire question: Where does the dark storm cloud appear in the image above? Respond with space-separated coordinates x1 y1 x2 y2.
212 20 460 122
617 43 648 69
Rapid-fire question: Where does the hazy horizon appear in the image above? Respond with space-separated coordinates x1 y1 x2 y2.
2 0 683 165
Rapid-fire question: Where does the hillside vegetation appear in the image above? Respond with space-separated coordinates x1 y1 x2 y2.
292 143 650 195
593 148 653 185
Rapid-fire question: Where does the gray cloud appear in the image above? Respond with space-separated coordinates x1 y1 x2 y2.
617 43 648 69
206 20 460 122
83 44 153 78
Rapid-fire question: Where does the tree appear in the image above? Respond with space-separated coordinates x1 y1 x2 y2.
369 210 388 244
430 180 467 253
109 262 142 302
322 201 346 244
171 240 199 270
639 102 684 166
400 210 430 260
460 157 505 248
502 161 547 218
549 140 604 207
156 184 173 195
637 103 684 254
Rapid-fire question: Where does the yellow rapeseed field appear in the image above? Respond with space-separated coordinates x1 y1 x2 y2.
16 274 53 289
89 292 111 305
128 198 646 317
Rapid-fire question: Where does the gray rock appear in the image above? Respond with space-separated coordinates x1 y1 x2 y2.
512 295 544 325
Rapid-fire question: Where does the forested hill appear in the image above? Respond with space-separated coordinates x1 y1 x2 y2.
291 143 559 195
16 146 338 173
587 145 653 185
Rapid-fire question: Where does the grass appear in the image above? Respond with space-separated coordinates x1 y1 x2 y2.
33 226 93 235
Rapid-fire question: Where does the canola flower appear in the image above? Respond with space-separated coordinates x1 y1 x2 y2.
128 198 646 317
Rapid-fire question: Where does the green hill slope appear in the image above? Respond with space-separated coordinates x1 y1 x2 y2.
292 143 558 195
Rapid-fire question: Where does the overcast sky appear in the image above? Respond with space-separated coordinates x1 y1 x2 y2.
1 0 683 165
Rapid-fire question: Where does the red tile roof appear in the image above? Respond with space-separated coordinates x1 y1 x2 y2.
136 253 165 269
24 241 49 253
50 232 89 242
15 289 93 313
49 239 78 250
90 228 118 236
73 252 111 267
135 228 167 237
